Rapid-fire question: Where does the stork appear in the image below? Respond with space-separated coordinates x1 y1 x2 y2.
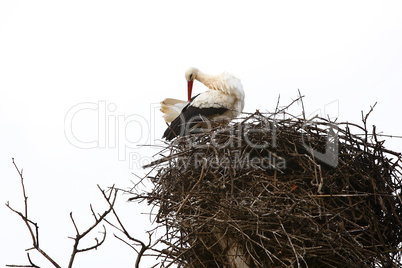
161 67 245 140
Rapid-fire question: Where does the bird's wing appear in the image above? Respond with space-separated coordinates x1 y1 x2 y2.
162 93 229 141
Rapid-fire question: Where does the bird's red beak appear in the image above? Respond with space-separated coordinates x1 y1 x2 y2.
187 80 193 102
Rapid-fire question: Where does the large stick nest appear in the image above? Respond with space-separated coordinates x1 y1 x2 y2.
136 102 402 268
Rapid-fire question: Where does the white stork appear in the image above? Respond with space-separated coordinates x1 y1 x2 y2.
161 67 245 140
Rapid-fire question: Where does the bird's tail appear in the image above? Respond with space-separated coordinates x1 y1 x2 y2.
160 98 188 123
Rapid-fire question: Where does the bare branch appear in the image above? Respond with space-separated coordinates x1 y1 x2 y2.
27 253 40 268
67 187 118 268
99 185 152 268
69 212 79 235
6 158 61 268
6 252 40 268
7 158 120 268
76 225 107 253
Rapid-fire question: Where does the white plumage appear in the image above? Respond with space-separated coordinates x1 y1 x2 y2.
161 67 245 140
160 98 187 123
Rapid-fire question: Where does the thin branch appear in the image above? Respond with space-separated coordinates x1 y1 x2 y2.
67 186 118 268
69 212 79 235
6 252 40 268
99 185 153 268
176 158 207 215
76 225 107 253
6 158 61 268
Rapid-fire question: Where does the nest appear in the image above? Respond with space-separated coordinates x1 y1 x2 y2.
136 103 402 268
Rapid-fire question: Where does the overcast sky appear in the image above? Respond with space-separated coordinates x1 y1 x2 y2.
1 1 402 267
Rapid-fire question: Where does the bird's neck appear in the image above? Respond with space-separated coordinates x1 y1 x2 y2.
196 71 220 91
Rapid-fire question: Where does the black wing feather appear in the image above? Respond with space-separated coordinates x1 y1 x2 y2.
162 104 228 141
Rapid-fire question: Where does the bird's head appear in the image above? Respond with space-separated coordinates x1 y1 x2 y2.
184 67 199 102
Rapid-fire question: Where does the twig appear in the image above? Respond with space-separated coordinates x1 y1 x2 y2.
6 158 61 268
176 158 207 214
67 186 118 268
99 185 152 268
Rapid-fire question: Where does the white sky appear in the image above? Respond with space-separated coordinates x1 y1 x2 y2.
1 1 402 267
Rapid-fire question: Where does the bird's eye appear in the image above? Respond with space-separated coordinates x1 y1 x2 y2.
189 74 193 80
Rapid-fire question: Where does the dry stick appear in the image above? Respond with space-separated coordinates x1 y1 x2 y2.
143 150 191 169
274 94 281 114
361 102 378 151
67 186 117 268
26 253 40 268
176 158 207 215
297 90 325 194
310 194 371 197
6 253 40 268
270 93 305 119
100 186 152 268
6 158 62 268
